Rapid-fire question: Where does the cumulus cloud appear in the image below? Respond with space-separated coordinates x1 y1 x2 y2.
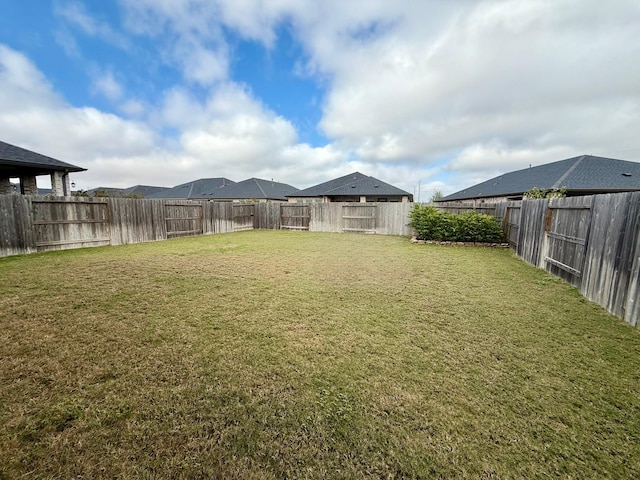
119 0 230 86
115 0 640 195
0 45 156 179
4 1 640 195
91 70 124 101
0 44 343 190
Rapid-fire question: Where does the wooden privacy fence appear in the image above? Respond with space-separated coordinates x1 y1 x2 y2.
503 193 640 327
2 193 638 328
0 197 420 258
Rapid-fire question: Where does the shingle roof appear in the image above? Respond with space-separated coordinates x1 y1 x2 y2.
0 140 86 174
291 172 411 197
122 185 169 197
292 172 369 197
440 155 640 201
146 178 235 199
87 185 170 197
209 178 299 200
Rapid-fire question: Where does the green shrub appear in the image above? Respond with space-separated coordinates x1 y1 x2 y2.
409 205 505 243
523 186 567 199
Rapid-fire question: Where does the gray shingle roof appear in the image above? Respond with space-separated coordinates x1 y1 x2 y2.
291 172 411 197
146 178 235 199
0 140 86 173
87 185 169 197
440 155 640 201
122 185 169 197
209 178 299 200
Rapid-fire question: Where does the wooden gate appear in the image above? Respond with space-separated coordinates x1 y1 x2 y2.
31 199 111 251
164 202 203 238
280 204 310 230
543 197 594 286
232 204 255 231
342 204 376 233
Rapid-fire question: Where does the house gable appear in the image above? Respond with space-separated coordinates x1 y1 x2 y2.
289 172 412 202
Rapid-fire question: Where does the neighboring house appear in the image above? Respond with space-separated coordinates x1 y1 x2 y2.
146 178 235 200
87 185 169 198
287 172 413 203
207 178 299 202
0 140 86 196
439 155 640 203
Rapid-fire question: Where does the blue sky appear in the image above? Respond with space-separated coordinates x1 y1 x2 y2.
1 1 640 197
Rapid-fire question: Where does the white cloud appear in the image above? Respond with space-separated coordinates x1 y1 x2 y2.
0 45 156 175
119 0 230 86
0 44 344 190
5 0 640 196
178 43 228 86
119 99 146 117
91 70 124 101
54 1 130 49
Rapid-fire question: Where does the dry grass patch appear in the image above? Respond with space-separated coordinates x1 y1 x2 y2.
1 231 640 478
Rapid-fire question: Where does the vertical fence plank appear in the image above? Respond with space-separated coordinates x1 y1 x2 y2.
0 194 36 256
581 192 640 321
108 198 167 245
516 199 547 267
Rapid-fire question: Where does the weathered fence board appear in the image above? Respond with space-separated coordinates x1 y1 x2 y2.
164 201 204 238
544 196 593 286
309 203 342 233
31 197 111 252
436 201 497 216
342 204 377 233
204 201 234 234
232 204 255 231
581 192 640 321
516 199 548 268
254 202 281 230
0 195 36 256
624 230 640 327
109 198 167 245
375 203 414 236
504 202 521 248
280 204 310 230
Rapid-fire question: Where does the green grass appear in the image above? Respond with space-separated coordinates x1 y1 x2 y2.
1 231 639 479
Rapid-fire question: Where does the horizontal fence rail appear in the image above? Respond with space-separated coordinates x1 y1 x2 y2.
1 193 639 327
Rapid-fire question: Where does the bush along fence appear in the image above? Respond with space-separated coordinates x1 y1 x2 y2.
409 205 505 243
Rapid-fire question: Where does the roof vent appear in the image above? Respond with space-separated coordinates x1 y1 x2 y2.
374 184 379 188
622 172 632 177
351 184 356 188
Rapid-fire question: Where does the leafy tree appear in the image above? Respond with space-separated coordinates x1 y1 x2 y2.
92 189 111 198
430 190 444 202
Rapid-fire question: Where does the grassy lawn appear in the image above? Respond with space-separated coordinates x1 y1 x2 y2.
1 231 640 478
